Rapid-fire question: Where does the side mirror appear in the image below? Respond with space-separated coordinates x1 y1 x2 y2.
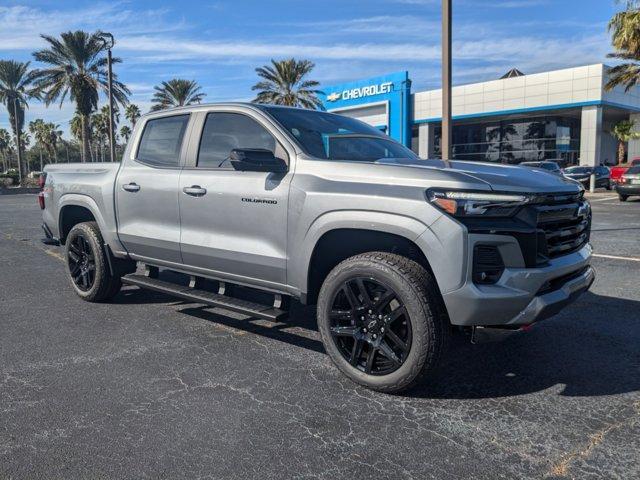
230 148 287 173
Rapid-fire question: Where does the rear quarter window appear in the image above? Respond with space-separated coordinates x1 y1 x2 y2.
136 115 190 167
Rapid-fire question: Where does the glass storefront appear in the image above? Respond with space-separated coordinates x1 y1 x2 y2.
429 115 581 166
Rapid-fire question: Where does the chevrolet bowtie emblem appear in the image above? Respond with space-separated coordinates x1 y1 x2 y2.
326 92 341 102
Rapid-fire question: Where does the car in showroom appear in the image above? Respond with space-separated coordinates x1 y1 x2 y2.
617 165 640 201
563 165 611 190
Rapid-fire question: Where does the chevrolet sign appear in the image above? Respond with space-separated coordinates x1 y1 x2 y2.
326 81 393 102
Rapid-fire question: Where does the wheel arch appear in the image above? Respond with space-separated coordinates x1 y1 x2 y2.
303 227 436 305
57 195 107 245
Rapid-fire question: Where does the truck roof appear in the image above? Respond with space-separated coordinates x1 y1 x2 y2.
139 102 309 118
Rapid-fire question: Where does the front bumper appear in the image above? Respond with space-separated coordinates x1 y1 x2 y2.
442 240 594 327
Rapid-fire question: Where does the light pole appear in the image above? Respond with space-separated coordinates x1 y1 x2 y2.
98 32 116 163
442 0 452 163
13 98 23 184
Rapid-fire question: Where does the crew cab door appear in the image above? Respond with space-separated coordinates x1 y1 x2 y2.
178 109 293 290
115 114 190 264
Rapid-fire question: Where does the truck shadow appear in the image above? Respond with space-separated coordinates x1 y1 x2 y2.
113 278 640 399
411 291 640 399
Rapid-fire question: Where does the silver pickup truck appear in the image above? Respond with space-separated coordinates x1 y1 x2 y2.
40 103 595 392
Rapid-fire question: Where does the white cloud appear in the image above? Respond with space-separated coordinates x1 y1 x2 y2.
0 3 184 51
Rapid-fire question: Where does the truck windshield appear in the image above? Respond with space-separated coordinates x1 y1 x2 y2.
262 106 419 162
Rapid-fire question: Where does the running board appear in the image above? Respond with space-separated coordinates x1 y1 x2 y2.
122 274 288 321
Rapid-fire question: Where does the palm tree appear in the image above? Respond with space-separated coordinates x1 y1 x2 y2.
29 119 48 170
0 60 39 179
150 79 205 111
125 103 141 126
46 122 62 164
0 128 10 172
611 120 640 164
251 58 323 109
70 114 83 143
32 31 130 162
91 110 109 162
120 125 132 143
606 2 640 91
99 104 119 159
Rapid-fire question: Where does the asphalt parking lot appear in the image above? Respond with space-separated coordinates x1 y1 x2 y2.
1 193 639 479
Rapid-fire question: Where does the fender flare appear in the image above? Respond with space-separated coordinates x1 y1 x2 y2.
56 194 124 253
291 210 431 295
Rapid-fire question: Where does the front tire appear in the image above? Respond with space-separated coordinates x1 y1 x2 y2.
65 221 122 302
619 194 629 202
317 252 449 393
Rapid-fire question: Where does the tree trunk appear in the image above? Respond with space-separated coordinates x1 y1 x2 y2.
81 114 90 163
39 149 43 172
618 141 626 165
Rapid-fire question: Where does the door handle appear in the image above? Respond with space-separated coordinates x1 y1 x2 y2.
122 182 140 192
183 185 207 197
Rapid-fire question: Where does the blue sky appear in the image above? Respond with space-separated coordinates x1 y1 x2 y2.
0 0 624 137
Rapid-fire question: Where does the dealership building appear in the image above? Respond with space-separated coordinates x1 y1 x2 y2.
318 64 640 166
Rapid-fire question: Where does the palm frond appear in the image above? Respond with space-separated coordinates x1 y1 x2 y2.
251 58 323 109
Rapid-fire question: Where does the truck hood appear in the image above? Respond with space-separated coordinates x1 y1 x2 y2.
375 158 582 193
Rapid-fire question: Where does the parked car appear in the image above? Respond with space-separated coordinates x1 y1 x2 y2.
617 165 640 201
610 160 640 187
520 161 563 176
39 103 595 393
563 165 611 190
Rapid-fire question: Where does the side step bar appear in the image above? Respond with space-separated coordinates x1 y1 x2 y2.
122 274 288 321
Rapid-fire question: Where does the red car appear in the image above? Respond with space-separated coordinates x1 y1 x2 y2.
611 159 640 186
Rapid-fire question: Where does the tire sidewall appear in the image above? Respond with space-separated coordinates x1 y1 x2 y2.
317 258 433 391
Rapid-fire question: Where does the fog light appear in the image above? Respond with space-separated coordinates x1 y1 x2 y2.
473 245 504 284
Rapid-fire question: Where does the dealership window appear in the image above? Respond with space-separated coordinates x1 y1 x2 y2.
432 115 581 166
411 125 419 154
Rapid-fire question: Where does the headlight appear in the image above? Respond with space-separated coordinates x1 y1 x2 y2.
427 189 530 217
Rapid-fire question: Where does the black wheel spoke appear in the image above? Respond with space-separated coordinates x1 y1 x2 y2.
69 243 81 256
329 310 352 322
342 284 359 310
378 340 401 366
350 339 364 366
365 348 376 373
81 271 89 288
330 326 358 337
355 278 371 307
373 289 395 311
387 306 407 325
385 328 409 353
68 250 80 263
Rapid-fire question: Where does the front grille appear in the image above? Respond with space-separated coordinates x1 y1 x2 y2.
462 191 591 268
535 199 591 261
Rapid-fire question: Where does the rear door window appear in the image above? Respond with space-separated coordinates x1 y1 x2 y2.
136 115 190 167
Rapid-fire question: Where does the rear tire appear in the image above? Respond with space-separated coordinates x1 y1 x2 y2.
65 221 123 302
317 252 450 393
619 194 628 202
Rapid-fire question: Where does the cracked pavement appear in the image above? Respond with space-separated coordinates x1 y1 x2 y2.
1 193 639 479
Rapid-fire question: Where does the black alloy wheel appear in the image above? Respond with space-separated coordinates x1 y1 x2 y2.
328 277 412 376
67 233 96 291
